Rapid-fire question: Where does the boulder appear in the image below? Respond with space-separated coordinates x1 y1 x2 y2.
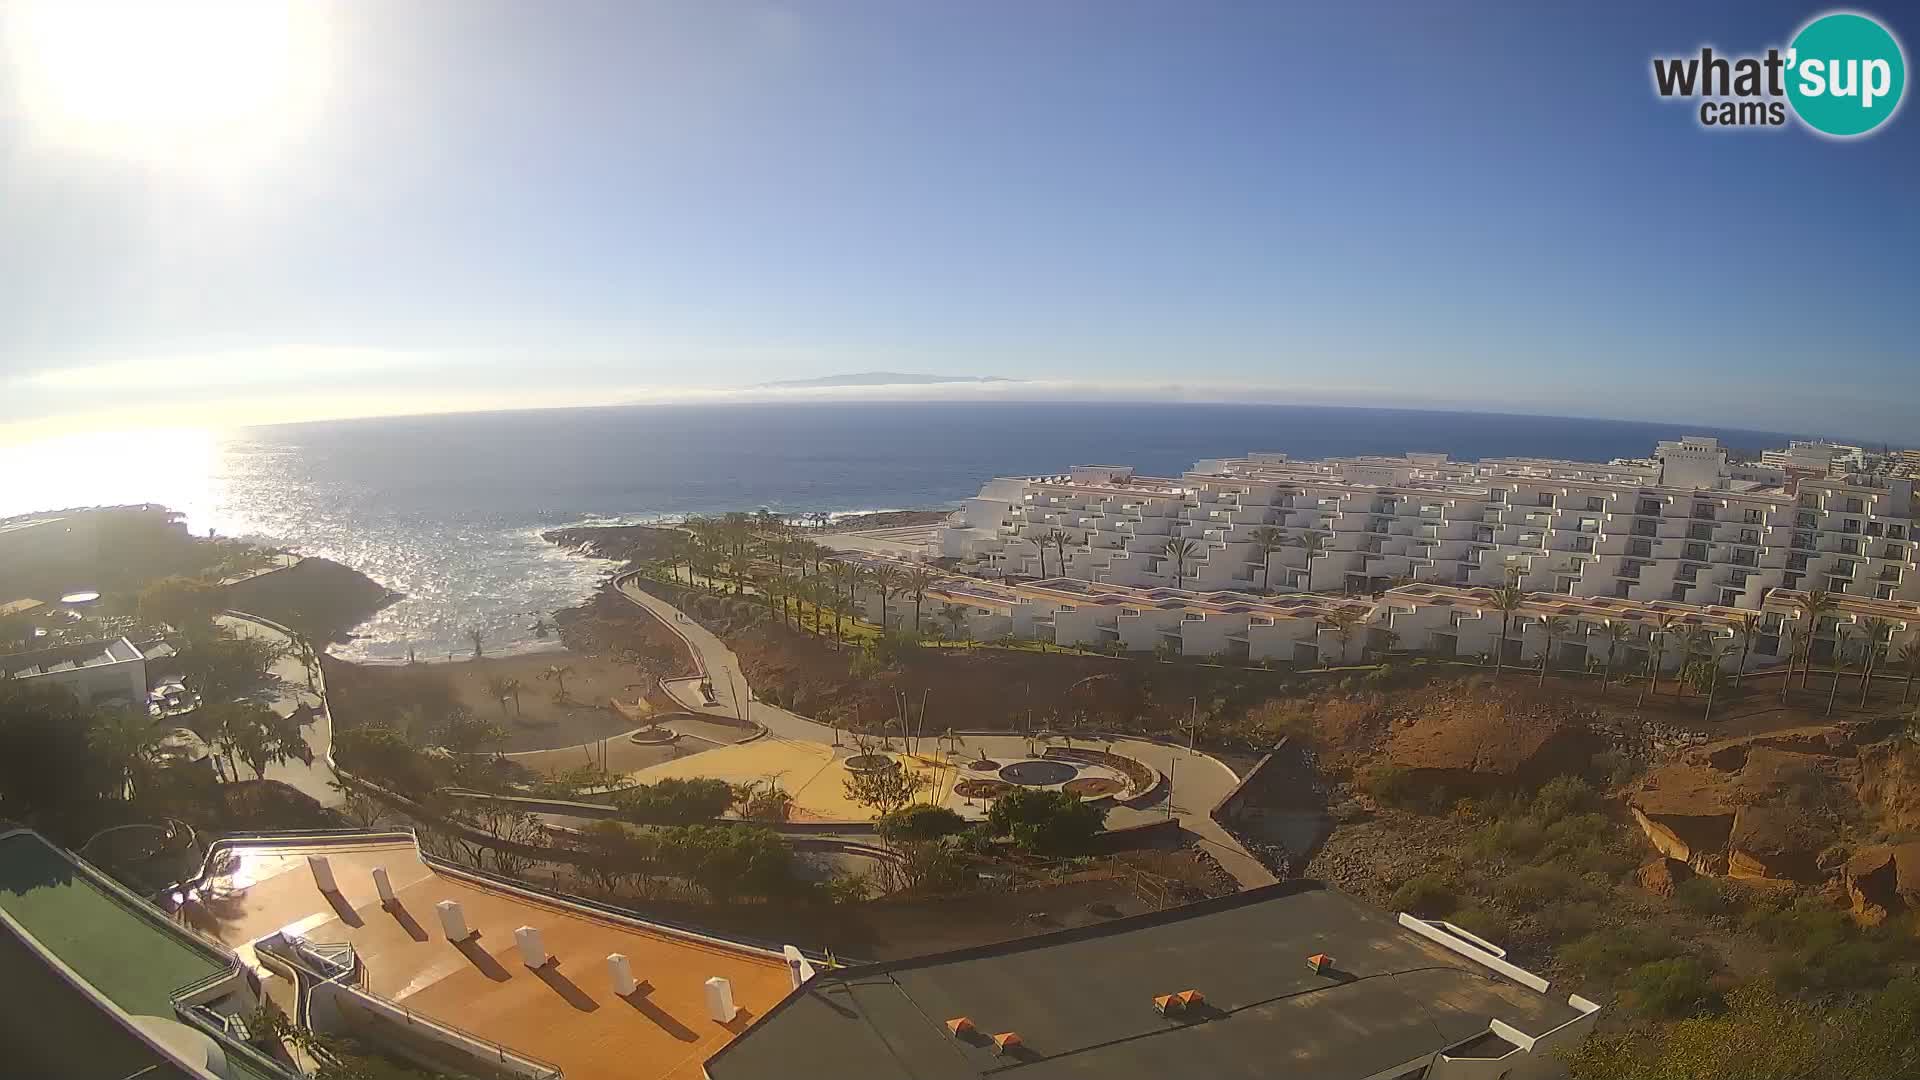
1637 857 1692 899
1842 842 1920 927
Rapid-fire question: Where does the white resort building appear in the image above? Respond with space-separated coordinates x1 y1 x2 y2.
935 436 1917 612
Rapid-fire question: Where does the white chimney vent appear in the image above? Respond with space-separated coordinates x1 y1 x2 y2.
607 953 638 996
307 855 337 893
782 945 816 989
435 900 469 941
705 976 738 1023
515 926 549 968
372 866 396 905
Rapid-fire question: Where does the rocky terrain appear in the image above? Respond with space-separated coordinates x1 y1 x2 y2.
1626 713 1920 924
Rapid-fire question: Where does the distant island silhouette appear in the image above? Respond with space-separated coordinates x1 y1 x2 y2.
755 371 1013 389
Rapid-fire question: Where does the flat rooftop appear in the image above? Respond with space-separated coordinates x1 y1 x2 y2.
0 635 143 677
0 829 227 1017
704 880 1583 1080
0 921 201 1080
179 836 793 1080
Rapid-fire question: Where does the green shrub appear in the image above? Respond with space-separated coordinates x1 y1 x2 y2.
1558 926 1685 981
1672 876 1729 917
1445 904 1507 947
1358 765 1426 810
614 777 736 824
986 789 1107 855
1470 816 1546 859
1626 957 1719 1019
1532 776 1601 823
1388 873 1459 918
1494 865 1588 912
1535 900 1603 938
877 804 968 844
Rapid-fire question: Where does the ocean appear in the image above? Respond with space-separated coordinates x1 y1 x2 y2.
1 402 1804 662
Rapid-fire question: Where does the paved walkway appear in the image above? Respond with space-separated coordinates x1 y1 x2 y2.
214 612 342 807
611 574 1274 888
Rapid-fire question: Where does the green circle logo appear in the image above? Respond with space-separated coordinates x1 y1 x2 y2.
1787 12 1906 137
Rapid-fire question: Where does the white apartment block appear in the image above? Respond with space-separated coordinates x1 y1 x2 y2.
849 566 1917 673
935 437 1918 614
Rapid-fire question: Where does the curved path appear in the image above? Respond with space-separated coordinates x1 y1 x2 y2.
214 611 341 807
612 574 1276 888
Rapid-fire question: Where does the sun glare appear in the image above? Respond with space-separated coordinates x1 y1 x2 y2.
3 0 332 172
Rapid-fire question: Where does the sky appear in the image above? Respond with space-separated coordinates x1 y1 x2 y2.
1 0 1916 444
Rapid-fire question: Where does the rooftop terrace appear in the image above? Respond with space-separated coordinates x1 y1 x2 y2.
178 835 794 1080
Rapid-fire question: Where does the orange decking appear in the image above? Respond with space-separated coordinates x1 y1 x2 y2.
179 838 791 1080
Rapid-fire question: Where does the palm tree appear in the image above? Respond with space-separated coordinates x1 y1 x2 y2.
1827 625 1855 717
870 564 903 632
940 601 969 641
540 663 578 702
1674 626 1714 696
1857 617 1893 706
1726 611 1759 688
1540 615 1575 687
1894 639 1920 705
824 563 853 641
484 675 516 721
89 708 157 800
1781 624 1809 705
1695 643 1732 723
1163 537 1199 589
1247 526 1287 592
466 626 486 659
1320 608 1363 664
502 677 522 718
1491 582 1526 679
1793 589 1836 689
1294 530 1327 590
904 566 936 636
1641 612 1680 704
1597 620 1633 694
1045 528 1071 580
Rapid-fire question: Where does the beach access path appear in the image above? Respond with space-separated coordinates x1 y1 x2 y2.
214 611 342 807
612 574 1275 889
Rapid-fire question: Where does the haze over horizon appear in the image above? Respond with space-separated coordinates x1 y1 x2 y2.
3 1 1916 444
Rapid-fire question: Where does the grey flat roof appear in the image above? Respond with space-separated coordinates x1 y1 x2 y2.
705 881 1580 1080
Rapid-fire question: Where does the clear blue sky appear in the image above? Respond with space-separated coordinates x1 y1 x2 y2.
1 1 1915 442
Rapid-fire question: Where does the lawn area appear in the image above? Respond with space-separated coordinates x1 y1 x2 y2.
0 831 226 1015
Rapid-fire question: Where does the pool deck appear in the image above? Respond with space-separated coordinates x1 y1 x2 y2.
180 836 794 1080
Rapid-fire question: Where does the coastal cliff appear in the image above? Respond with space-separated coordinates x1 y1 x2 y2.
219 557 401 644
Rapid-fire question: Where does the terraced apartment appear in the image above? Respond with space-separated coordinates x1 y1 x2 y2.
936 436 1917 611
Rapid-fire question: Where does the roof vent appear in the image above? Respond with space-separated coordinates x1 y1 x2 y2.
1176 989 1205 1009
946 1017 975 1037
1307 953 1333 974
992 1032 1023 1056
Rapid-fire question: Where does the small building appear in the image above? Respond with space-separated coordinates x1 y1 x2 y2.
704 880 1599 1080
0 636 149 707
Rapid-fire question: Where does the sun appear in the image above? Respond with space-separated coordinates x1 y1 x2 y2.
2 0 332 173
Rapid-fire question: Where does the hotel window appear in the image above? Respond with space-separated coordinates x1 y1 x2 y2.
1844 519 1862 533
1585 496 1605 512
1892 525 1907 540
1638 499 1662 515
1629 539 1653 557
1868 521 1885 537
1799 493 1820 509
1789 553 1809 570
1846 498 1865 513
1692 502 1715 519
1784 572 1803 590
1688 523 1712 541
1836 560 1858 577
1669 585 1689 601
1887 544 1908 561
1739 529 1761 545
1683 542 1707 561
1538 492 1554 506
1841 538 1860 555
1744 508 1765 524
1792 532 1815 550
1797 512 1818 528
1574 536 1595 553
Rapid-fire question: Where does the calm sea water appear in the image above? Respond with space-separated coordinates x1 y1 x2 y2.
1 402 1802 662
